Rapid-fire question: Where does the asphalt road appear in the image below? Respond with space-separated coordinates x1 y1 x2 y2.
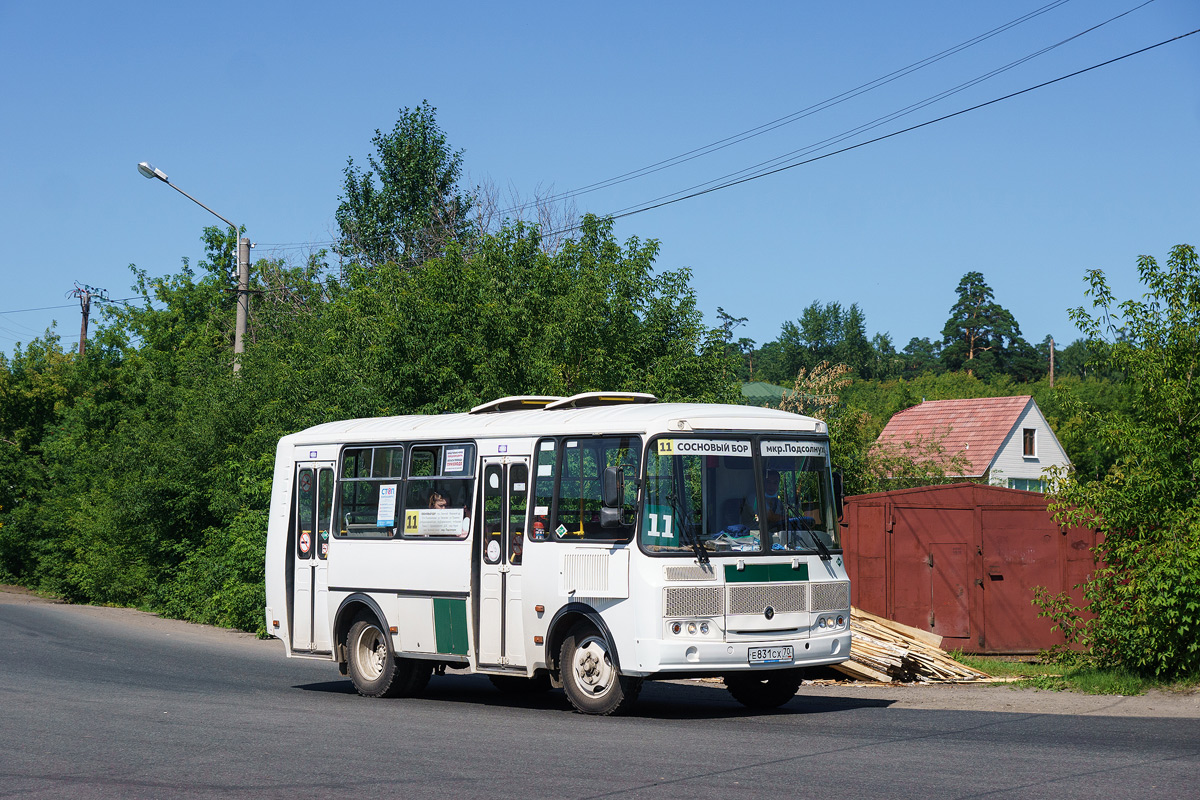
1 592 1197 799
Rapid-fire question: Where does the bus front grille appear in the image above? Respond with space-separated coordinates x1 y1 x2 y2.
663 586 724 617
727 584 807 615
810 581 850 611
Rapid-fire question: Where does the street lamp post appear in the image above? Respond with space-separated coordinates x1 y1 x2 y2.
137 161 250 372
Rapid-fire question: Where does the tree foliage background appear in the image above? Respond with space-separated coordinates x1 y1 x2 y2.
1039 244 1200 678
0 105 734 631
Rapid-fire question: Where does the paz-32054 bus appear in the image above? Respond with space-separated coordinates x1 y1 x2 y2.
264 392 851 715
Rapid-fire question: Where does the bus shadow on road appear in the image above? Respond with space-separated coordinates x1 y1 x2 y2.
293 674 894 718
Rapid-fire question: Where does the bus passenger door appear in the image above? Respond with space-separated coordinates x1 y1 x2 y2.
477 458 530 668
291 462 335 652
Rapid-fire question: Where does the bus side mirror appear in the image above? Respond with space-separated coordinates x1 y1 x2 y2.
601 466 623 528
832 468 845 522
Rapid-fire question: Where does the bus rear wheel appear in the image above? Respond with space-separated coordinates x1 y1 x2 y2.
725 669 803 709
560 622 642 715
346 616 431 698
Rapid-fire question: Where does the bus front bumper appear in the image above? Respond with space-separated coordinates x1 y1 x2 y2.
629 630 851 676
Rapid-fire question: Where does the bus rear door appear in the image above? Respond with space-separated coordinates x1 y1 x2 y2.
291 461 335 652
477 457 530 668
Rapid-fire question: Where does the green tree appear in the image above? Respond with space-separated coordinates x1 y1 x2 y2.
940 271 1030 379
900 336 941 377
335 101 475 270
1042 244 1200 678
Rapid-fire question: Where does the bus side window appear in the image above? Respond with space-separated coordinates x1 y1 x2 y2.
531 439 556 543
550 436 640 542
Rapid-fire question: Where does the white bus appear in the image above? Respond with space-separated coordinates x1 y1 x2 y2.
264 392 851 715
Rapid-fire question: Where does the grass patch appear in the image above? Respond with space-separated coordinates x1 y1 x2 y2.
946 650 1200 694
947 652 1063 679
950 652 1200 695
1015 667 1155 694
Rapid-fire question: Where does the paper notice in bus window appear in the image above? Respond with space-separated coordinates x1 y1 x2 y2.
416 509 464 537
537 464 553 477
377 484 398 527
445 448 465 473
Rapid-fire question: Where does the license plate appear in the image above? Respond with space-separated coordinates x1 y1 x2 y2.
748 645 794 665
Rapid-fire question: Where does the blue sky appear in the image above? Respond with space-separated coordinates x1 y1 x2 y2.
1 1 1197 357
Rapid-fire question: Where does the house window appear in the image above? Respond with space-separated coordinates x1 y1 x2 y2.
1008 477 1045 492
1022 428 1036 457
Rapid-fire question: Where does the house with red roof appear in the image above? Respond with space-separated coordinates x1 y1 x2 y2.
875 395 1071 491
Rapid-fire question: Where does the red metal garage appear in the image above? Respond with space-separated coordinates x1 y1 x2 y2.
842 483 1098 654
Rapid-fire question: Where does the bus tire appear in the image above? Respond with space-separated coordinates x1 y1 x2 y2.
346 617 400 697
560 622 642 715
725 669 803 709
489 673 552 694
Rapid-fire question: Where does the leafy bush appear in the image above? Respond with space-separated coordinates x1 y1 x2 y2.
1043 244 1200 679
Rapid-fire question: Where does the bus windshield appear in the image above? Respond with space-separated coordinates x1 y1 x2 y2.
641 437 840 556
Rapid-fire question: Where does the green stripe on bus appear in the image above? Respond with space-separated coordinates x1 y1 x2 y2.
724 563 809 582
433 598 469 655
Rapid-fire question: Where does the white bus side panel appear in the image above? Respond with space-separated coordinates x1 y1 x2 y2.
327 538 471 656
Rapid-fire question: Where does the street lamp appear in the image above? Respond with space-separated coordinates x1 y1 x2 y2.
138 161 250 372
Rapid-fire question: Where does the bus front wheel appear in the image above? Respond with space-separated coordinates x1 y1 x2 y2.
725 669 803 709
560 622 642 715
346 616 431 698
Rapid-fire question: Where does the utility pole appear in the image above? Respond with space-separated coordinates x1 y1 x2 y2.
1049 337 1055 388
68 283 108 356
234 236 250 370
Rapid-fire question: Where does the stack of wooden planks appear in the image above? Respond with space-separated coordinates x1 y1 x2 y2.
831 607 991 683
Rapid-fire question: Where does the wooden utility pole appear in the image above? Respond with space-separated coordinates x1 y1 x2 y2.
68 284 108 356
1049 337 1055 388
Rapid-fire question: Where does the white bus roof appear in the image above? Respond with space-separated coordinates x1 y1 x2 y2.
281 398 826 448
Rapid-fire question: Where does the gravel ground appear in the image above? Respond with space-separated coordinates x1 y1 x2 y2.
5 584 1197 718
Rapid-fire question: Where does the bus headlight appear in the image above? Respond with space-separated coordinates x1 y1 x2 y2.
699 622 710 635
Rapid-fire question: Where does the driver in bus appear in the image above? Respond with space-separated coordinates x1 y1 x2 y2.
753 470 787 531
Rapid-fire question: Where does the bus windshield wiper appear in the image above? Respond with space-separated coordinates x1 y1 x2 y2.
780 492 831 561
804 528 833 561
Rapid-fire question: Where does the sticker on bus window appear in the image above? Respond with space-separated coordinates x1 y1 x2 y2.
445 448 466 473
537 465 553 477
658 439 751 456
643 505 677 545
534 506 549 515
404 509 419 534
760 440 828 458
513 482 526 492
377 484 398 527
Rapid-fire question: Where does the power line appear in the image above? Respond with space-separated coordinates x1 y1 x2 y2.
601 0 1162 219
256 1 1090 253
551 26 1200 234
0 302 78 315
498 0 1091 216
